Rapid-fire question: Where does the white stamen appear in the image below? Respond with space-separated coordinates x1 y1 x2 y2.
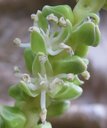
14 66 20 73
37 10 42 15
59 43 74 55
14 66 22 78
29 26 40 33
13 38 21 47
47 48 62 56
46 24 51 37
47 13 58 23
28 83 37 91
81 71 90 80
21 74 31 83
60 43 70 49
13 38 30 48
51 78 63 86
59 17 67 27
40 81 46 86
67 73 74 80
39 55 48 64
55 73 68 79
31 14 38 21
20 43 30 48
38 73 43 80
41 91 46 109
38 74 48 89
40 91 47 123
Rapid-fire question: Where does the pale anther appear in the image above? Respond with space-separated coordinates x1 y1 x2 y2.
21 74 31 83
31 14 38 21
39 55 48 64
59 17 67 26
67 73 74 80
13 38 21 47
29 26 40 33
81 71 90 80
14 66 20 74
60 43 74 55
47 13 58 23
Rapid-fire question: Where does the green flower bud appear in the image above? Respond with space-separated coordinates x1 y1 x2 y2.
47 101 70 117
50 55 87 75
70 21 101 46
24 48 34 73
42 5 74 24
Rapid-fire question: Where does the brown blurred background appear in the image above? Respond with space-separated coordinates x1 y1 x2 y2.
0 0 107 128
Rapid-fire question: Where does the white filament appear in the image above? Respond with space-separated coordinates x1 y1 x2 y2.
40 90 47 123
13 38 30 48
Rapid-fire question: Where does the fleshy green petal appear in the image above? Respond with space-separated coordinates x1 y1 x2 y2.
24 48 34 73
30 30 47 54
37 11 48 32
42 5 74 24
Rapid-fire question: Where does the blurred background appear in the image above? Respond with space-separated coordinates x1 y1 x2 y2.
0 0 107 128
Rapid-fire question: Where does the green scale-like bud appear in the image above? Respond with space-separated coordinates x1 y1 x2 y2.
70 21 101 47
49 54 87 75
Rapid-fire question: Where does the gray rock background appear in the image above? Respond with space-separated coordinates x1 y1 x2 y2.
0 0 107 128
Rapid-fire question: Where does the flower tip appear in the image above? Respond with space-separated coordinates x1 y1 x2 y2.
13 38 21 47
47 13 58 23
37 10 42 15
21 74 31 83
40 108 47 124
67 73 74 80
14 66 20 73
31 14 37 20
82 71 90 80
29 26 40 33
59 17 67 27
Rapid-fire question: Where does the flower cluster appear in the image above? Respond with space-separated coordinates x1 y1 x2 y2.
1 1 107 128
